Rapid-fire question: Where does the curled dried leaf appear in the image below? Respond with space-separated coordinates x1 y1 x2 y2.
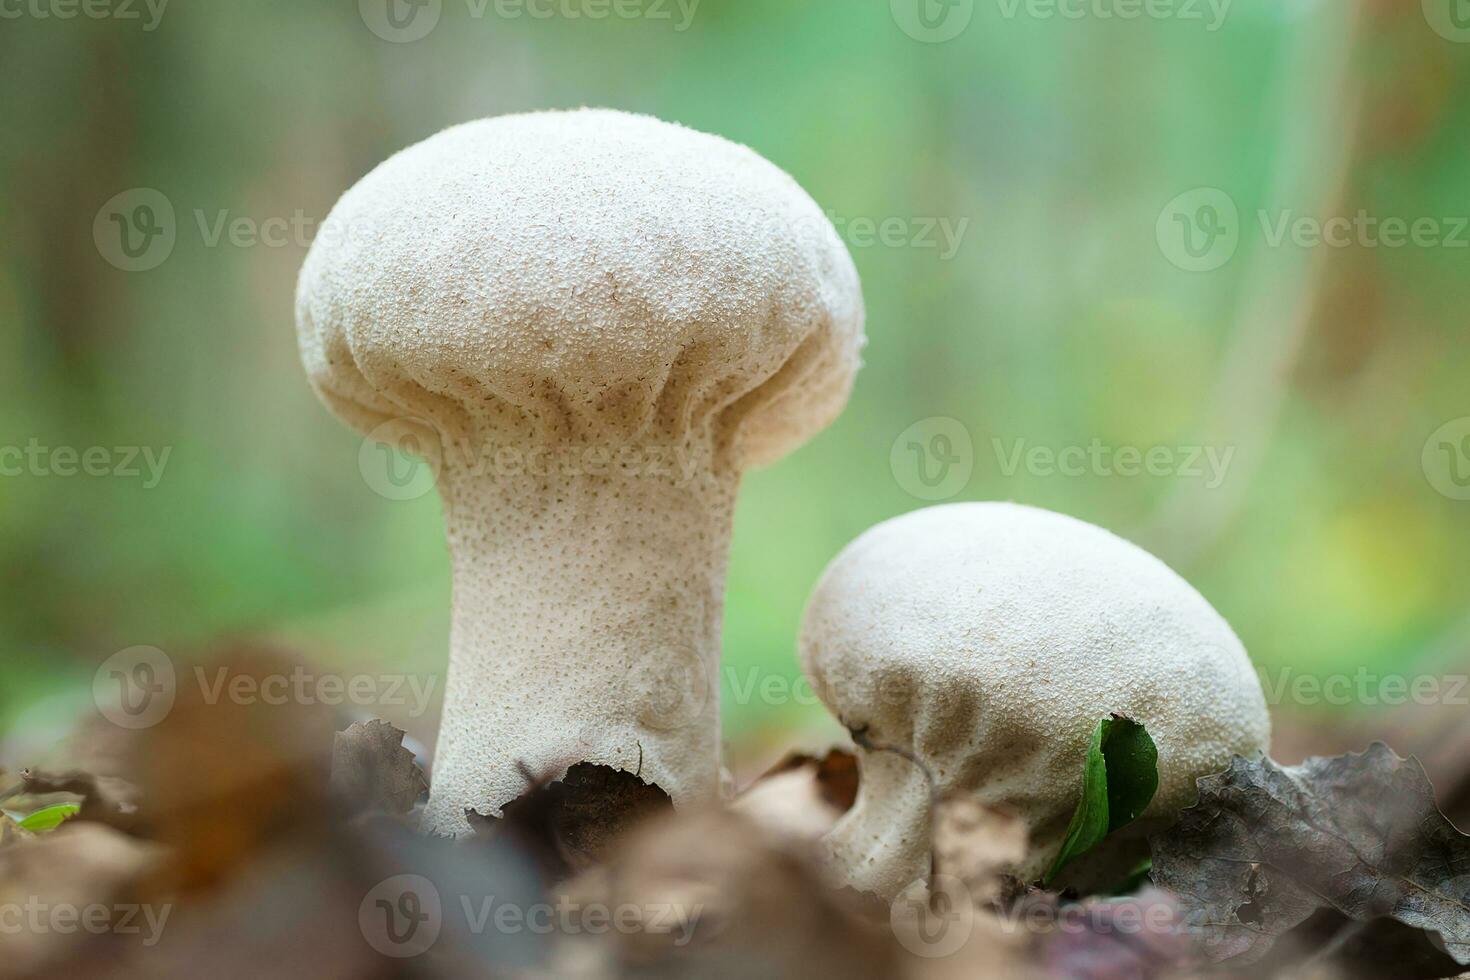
476 762 673 881
732 748 857 846
1151 744 1470 970
0 823 163 977
569 808 899 980
330 719 427 816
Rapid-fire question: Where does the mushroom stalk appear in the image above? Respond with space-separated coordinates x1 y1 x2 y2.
426 455 738 835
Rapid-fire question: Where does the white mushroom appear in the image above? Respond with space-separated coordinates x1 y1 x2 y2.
295 109 864 837
799 502 1270 898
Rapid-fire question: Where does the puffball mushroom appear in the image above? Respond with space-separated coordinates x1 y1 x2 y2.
799 502 1270 898
295 109 864 837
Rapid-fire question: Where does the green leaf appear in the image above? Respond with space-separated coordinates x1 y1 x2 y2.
1043 715 1158 885
1102 717 1159 832
1109 856 1154 896
16 803 80 832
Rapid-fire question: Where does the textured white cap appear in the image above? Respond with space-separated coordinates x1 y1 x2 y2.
296 108 865 465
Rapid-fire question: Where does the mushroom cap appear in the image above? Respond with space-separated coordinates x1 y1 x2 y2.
800 502 1271 877
296 109 864 467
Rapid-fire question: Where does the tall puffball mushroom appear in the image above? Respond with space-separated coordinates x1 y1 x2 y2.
800 502 1270 898
296 110 864 837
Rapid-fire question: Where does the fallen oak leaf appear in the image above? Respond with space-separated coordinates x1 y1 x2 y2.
1150 743 1470 969
472 762 673 881
535 762 672 872
330 719 427 816
785 748 860 812
1254 908 1464 980
123 645 338 894
732 748 858 847
568 807 900 980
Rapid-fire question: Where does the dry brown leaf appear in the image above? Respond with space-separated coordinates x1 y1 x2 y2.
124 645 337 895
559 807 899 980
1151 744 1470 971
0 822 163 979
732 748 857 846
330 719 427 816
474 762 673 882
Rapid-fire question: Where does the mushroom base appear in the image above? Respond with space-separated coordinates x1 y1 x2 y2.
825 747 1182 899
423 459 738 838
821 749 936 900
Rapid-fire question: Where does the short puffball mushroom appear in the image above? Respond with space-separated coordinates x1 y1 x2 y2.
296 109 865 837
799 502 1270 898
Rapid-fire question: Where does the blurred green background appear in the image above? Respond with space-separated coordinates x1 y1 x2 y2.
2 0 1467 775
